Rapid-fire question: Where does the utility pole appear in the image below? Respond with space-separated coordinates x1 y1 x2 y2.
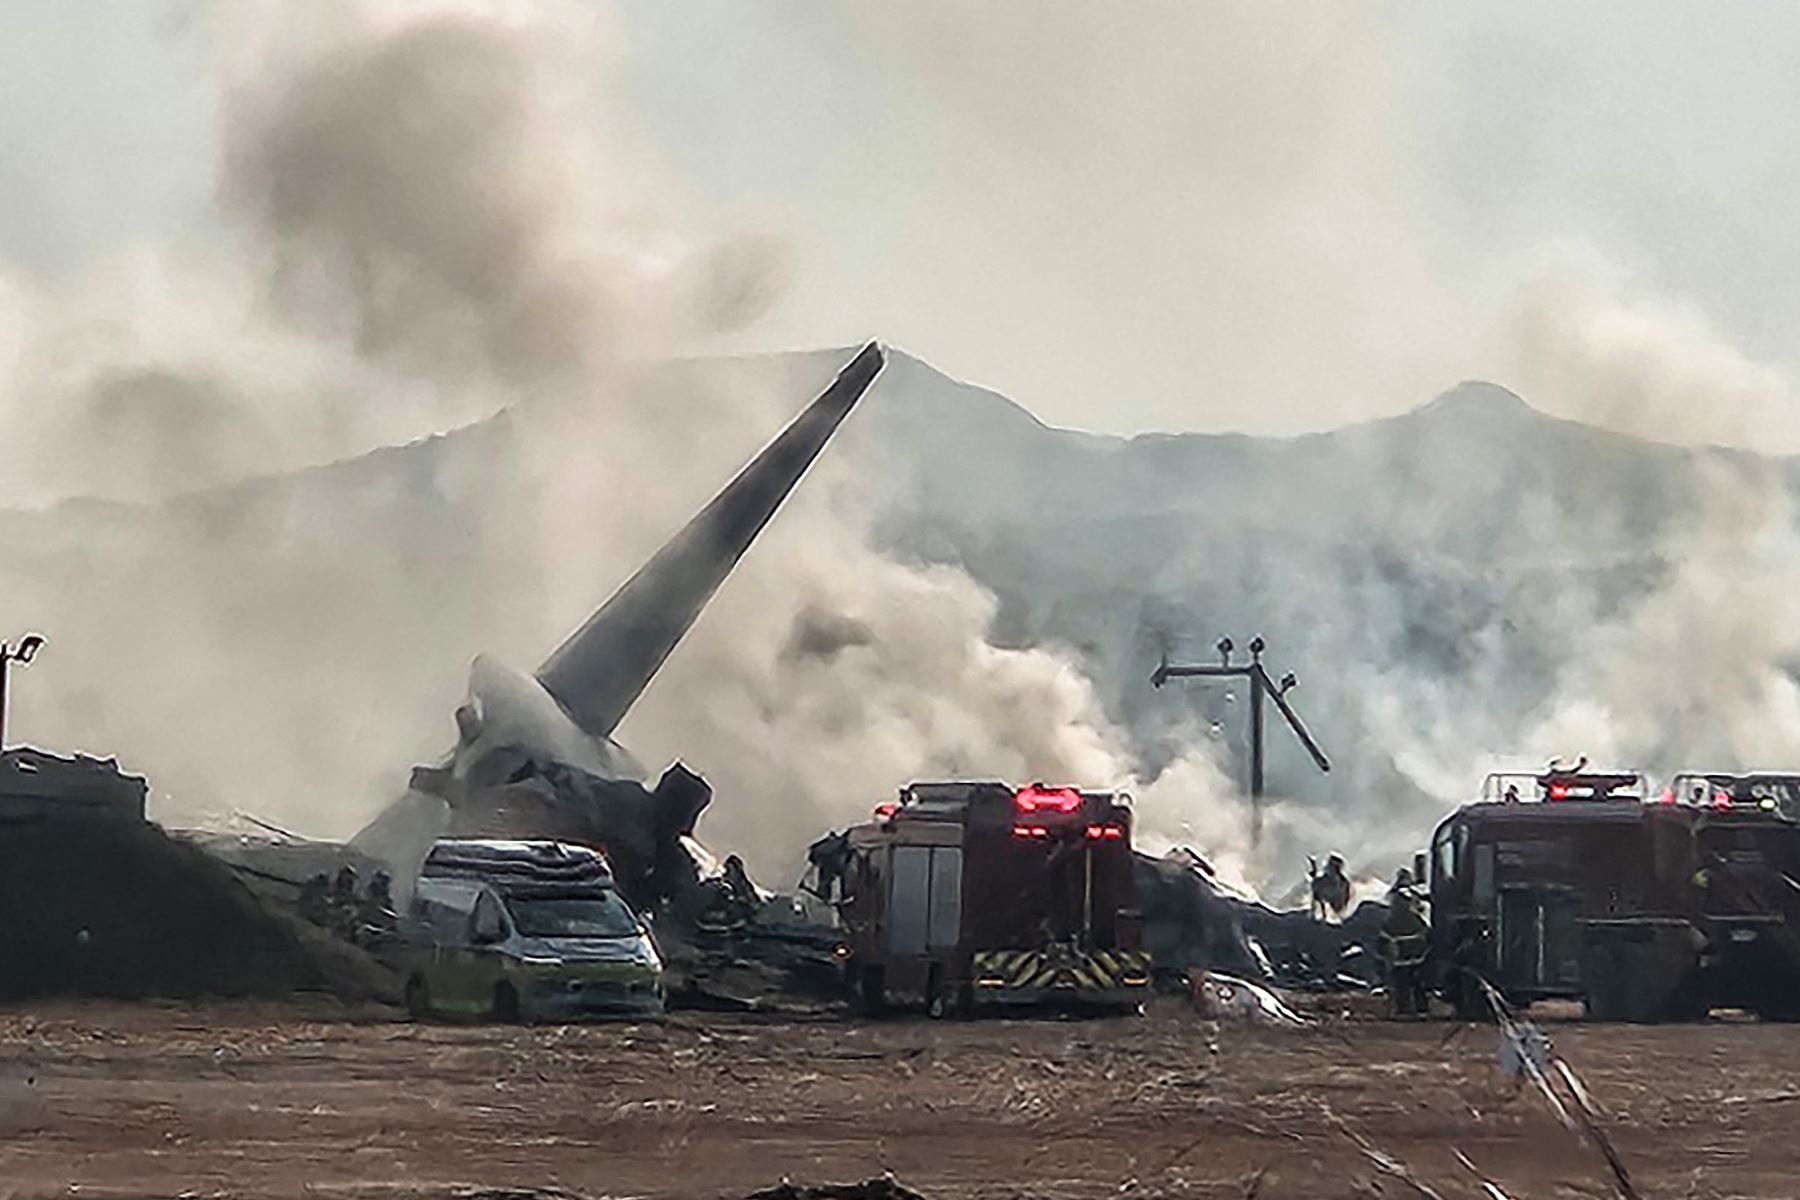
1151 635 1329 848
0 634 46 752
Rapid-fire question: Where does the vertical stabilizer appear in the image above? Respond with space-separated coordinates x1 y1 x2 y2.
536 341 884 738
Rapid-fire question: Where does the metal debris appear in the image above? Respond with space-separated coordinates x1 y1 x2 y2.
1474 975 1642 1200
1323 1107 1451 1200
1189 970 1308 1026
1453 1149 1517 1200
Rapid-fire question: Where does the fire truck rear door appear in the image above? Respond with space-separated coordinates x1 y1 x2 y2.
890 847 931 955
929 847 963 949
889 845 964 956
1499 886 1580 992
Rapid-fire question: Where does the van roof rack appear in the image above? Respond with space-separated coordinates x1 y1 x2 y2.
420 839 613 886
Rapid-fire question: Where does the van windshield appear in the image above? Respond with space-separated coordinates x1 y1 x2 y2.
508 892 641 939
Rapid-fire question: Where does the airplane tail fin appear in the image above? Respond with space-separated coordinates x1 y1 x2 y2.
535 341 884 737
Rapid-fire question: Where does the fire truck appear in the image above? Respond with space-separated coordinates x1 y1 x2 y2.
1423 769 1800 1021
835 781 1152 1016
1668 771 1800 819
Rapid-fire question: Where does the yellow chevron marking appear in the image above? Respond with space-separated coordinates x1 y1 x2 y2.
972 948 1154 990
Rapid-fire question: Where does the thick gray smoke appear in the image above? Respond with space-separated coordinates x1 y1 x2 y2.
224 4 649 388
624 491 1156 874
826 337 1800 898
0 1 1159 887
724 3 1800 894
8 2 1799 902
1504 248 1800 454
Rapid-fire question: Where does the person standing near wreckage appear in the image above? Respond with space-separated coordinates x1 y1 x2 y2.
298 873 330 926
1380 867 1429 1016
358 870 397 945
1311 853 1351 923
327 865 359 940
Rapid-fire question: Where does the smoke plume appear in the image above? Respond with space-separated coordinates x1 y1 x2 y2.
0 0 1176 890
10 2 1800 902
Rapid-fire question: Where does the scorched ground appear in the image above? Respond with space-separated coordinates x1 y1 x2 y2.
1 1000 1796 1198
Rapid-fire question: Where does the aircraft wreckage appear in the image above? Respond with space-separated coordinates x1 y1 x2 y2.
203 338 1360 1005
350 341 886 908
192 344 883 1000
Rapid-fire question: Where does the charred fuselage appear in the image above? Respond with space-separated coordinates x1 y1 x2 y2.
351 343 886 909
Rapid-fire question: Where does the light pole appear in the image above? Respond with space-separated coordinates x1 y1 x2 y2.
0 633 46 752
1151 635 1330 848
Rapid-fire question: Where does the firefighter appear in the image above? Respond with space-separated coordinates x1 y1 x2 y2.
327 865 360 940
1311 853 1351 923
695 855 760 933
1380 866 1429 1016
298 873 330 926
721 854 759 914
359 870 397 945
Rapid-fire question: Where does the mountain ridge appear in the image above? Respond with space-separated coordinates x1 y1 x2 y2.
1 346 1772 524
0 347 1788 882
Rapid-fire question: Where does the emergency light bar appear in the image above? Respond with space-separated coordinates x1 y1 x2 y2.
1667 771 1800 812
1481 770 1646 804
1014 784 1084 814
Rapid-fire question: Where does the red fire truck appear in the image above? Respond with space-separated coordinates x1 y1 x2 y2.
836 781 1152 1016
1423 769 1800 1021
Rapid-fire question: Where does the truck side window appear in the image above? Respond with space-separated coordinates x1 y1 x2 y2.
1434 825 1458 884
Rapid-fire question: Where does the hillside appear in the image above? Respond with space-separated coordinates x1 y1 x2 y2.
838 353 1800 865
1 348 1793 876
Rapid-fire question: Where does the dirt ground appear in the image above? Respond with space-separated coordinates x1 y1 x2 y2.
2 998 1797 1200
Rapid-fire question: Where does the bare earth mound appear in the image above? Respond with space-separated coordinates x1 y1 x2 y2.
0 819 388 1001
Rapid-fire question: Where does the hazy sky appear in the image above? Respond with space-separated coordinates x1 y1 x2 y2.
6 1 1800 439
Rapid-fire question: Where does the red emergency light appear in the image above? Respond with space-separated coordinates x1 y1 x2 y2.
1085 824 1125 840
1011 825 1052 839
1014 784 1084 814
873 801 898 821
1535 772 1643 803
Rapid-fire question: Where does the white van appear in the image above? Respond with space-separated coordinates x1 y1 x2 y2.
401 841 664 1021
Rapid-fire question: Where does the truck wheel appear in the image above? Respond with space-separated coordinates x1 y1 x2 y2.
928 971 957 1021
404 975 430 1020
493 981 522 1023
929 977 974 1020
1663 971 1708 1022
1584 965 1621 1022
854 965 886 1017
926 970 969 1020
1588 943 1669 1023
1449 974 1489 1022
1622 945 1677 1023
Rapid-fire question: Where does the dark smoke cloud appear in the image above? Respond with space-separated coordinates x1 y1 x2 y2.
224 14 626 384
11 2 1795 904
0 2 1160 892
